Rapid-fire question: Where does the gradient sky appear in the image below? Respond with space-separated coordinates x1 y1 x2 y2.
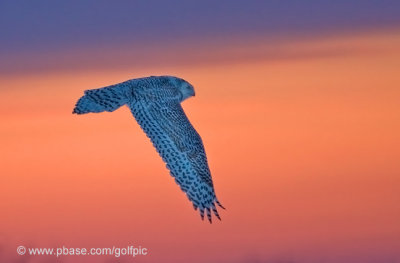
1 2 400 263
1 0 400 74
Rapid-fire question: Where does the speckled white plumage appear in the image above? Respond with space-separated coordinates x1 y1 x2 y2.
73 76 224 223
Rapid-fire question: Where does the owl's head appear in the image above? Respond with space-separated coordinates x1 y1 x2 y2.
167 76 195 101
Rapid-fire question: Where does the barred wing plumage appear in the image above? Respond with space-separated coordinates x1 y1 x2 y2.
128 99 224 222
73 76 224 223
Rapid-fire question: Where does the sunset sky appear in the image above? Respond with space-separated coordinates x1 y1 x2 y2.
1 1 400 262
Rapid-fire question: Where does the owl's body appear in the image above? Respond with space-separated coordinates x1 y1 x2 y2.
73 76 224 222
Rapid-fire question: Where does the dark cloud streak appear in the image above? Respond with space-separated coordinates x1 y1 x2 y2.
0 0 400 56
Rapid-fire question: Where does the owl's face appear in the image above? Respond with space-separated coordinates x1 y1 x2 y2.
170 77 195 101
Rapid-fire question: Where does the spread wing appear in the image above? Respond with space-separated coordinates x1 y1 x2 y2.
128 98 224 222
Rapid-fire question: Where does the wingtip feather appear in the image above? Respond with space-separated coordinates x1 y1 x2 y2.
206 207 212 223
200 208 205 221
216 200 226 210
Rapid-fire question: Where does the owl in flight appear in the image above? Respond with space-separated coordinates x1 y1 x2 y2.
73 76 224 223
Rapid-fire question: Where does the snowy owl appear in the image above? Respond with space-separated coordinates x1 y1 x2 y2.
73 76 224 223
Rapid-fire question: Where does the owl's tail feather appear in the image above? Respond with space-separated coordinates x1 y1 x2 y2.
73 83 130 114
